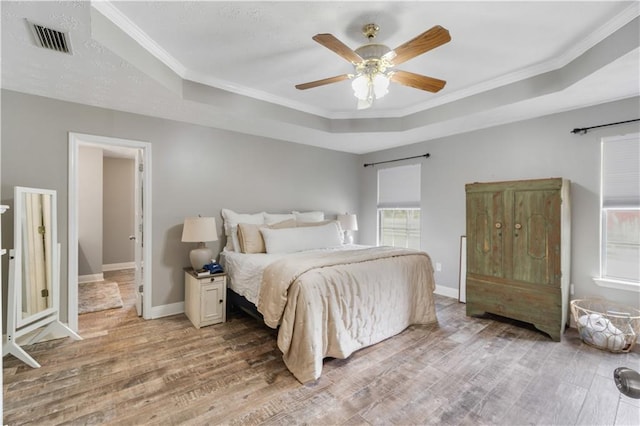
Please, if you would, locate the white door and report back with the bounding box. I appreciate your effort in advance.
[69,132,153,329]
[134,149,144,317]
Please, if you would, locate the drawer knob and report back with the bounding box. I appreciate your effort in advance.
[495,222,502,229]
[219,299,223,304]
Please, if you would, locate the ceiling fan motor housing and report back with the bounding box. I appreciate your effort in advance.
[354,44,393,75]
[355,44,392,60]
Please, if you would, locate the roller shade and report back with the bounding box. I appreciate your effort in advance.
[377,164,421,208]
[602,134,640,208]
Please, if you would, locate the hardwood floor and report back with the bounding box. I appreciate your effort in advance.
[4,270,639,425]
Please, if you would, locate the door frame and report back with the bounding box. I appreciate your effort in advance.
[68,132,153,329]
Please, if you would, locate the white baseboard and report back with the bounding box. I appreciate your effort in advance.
[150,302,184,319]
[103,262,135,271]
[434,284,459,300]
[78,273,104,284]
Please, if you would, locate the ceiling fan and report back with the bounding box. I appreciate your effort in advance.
[296,23,451,110]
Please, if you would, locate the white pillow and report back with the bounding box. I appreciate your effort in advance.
[237,219,297,253]
[221,209,265,252]
[264,212,295,224]
[292,210,324,222]
[261,221,343,254]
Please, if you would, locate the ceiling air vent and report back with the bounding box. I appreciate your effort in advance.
[27,20,72,54]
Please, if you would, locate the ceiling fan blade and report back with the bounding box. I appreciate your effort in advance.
[391,70,446,93]
[312,33,363,64]
[385,25,451,66]
[295,74,351,90]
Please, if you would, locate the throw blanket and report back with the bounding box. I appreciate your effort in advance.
[257,246,437,383]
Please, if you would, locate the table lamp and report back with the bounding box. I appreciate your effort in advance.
[182,216,218,270]
[337,213,358,244]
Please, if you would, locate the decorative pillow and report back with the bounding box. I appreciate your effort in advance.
[264,212,295,224]
[237,219,296,253]
[221,209,265,252]
[261,221,343,254]
[292,210,324,222]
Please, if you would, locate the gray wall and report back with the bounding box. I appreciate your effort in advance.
[1,90,360,321]
[2,89,638,324]
[103,156,135,266]
[78,145,103,277]
[360,96,640,308]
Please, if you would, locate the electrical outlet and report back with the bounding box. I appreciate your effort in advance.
[436,262,442,272]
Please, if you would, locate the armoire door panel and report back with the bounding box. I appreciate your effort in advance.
[466,191,504,278]
[512,189,561,286]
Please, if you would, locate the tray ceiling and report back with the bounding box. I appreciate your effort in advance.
[2,1,639,153]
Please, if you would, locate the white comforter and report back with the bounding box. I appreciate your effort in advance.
[257,246,437,383]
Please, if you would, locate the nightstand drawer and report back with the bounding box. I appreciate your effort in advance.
[197,275,224,285]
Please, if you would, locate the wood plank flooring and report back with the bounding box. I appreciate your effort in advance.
[4,270,639,425]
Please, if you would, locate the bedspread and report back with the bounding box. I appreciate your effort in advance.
[257,246,437,383]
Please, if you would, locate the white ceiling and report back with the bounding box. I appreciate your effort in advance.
[2,1,639,154]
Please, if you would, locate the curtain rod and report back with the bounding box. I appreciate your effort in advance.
[363,153,430,168]
[570,118,640,135]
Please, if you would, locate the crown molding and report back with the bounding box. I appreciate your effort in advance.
[90,0,187,77]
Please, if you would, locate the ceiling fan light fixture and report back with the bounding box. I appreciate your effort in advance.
[357,98,373,110]
[372,73,390,98]
[351,74,370,100]
[351,72,389,103]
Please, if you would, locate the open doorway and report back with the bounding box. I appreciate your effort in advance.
[68,133,152,331]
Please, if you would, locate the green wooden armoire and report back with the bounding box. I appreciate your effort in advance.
[465,178,571,341]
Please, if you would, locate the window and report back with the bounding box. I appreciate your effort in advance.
[597,133,640,288]
[377,164,421,249]
[378,208,421,249]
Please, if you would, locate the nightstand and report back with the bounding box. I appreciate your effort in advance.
[184,268,227,328]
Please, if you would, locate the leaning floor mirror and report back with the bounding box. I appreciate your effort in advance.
[3,186,81,368]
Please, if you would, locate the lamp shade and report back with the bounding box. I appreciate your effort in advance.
[181,217,218,242]
[337,213,358,231]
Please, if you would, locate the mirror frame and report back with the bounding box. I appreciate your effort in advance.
[13,186,58,328]
[3,186,80,369]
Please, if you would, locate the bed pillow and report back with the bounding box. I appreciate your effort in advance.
[264,212,295,224]
[292,210,324,222]
[237,219,296,253]
[296,220,333,227]
[261,221,343,254]
[221,209,265,251]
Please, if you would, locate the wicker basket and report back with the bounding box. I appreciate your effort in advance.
[571,299,640,353]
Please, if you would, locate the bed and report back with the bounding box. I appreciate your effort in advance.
[219,209,437,383]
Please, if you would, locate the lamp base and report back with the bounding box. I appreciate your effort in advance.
[190,244,213,271]
[344,231,354,245]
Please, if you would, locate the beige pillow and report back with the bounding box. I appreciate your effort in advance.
[237,219,296,253]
